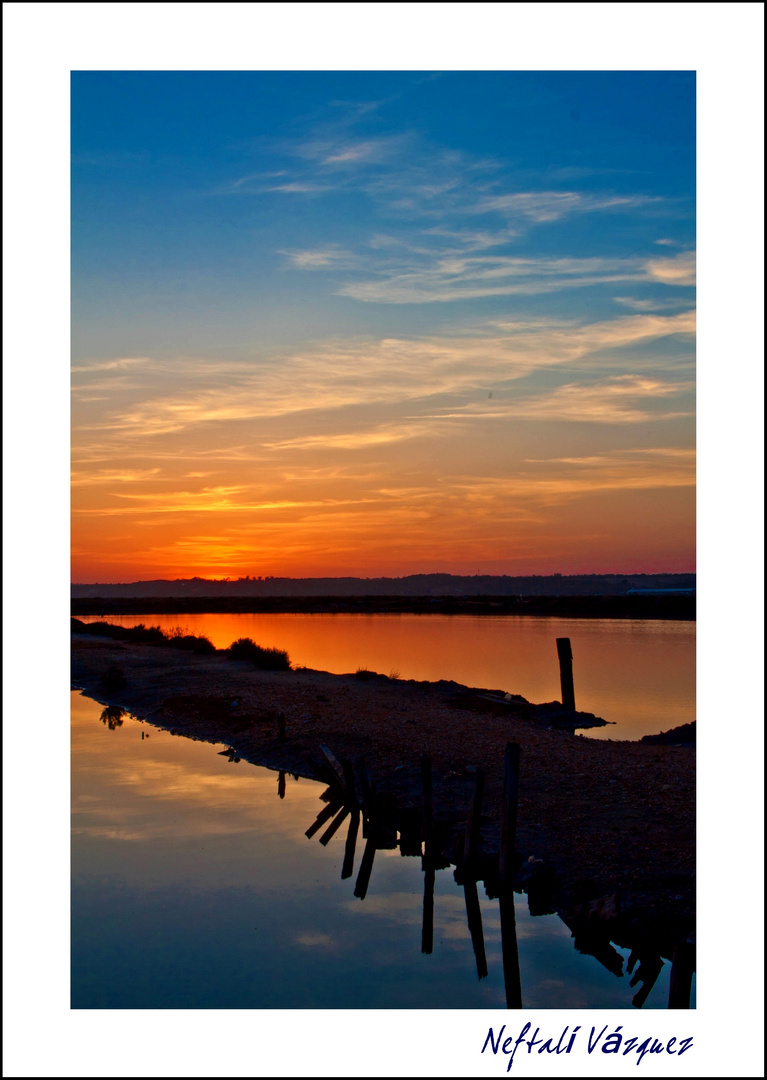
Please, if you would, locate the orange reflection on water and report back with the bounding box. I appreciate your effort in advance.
[76,614,694,741]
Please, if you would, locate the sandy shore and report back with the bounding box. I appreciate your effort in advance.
[72,632,694,958]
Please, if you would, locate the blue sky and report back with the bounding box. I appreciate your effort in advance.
[71,71,696,579]
[72,71,695,357]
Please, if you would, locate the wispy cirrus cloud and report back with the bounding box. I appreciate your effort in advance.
[427,375,693,425]
[470,191,659,223]
[644,250,696,286]
[287,238,697,304]
[74,310,694,438]
[74,310,693,437]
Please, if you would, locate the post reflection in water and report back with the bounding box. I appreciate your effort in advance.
[71,691,693,1009]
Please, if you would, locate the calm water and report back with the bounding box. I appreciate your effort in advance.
[77,613,695,740]
[72,690,692,1009]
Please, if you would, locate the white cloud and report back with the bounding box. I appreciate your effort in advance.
[74,310,695,437]
[644,250,696,286]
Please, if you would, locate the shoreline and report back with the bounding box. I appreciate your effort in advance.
[71,593,695,620]
[72,631,695,976]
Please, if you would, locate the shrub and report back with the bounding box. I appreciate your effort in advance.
[100,705,126,729]
[227,637,291,670]
[167,633,216,655]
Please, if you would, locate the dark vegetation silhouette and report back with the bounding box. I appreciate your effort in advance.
[99,704,126,729]
[227,637,291,670]
[72,617,214,654]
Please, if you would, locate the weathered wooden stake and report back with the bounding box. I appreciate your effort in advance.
[305,798,343,839]
[341,758,359,809]
[668,940,695,1009]
[499,889,523,1008]
[556,637,576,711]
[421,754,435,851]
[319,805,349,846]
[354,835,377,899]
[462,769,486,865]
[421,863,435,954]
[499,742,521,885]
[463,878,489,979]
[341,811,360,879]
[277,770,286,799]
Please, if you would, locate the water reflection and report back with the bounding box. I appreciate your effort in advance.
[72,691,694,1009]
[77,612,695,740]
[294,739,692,1010]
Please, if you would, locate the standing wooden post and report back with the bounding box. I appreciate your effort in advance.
[499,741,522,1008]
[341,758,358,809]
[278,770,286,799]
[499,889,523,1008]
[354,835,377,899]
[462,769,486,865]
[463,878,489,979]
[499,743,521,885]
[421,864,435,955]
[556,637,576,711]
[420,754,436,955]
[341,811,360,880]
[668,940,695,1008]
[420,755,435,851]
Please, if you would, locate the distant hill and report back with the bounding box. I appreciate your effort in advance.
[72,572,695,599]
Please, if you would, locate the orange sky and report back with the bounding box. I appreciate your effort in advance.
[71,73,695,582]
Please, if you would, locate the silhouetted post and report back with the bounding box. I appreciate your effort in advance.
[668,941,695,1009]
[305,798,343,839]
[499,743,521,885]
[556,637,576,711]
[278,771,286,799]
[499,741,522,1008]
[421,862,435,954]
[354,835,377,899]
[463,769,485,865]
[500,891,523,1008]
[420,755,435,851]
[464,878,489,979]
[341,811,360,879]
[420,754,436,954]
[319,806,349,846]
[341,758,358,809]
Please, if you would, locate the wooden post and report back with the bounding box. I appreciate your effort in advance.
[354,835,377,899]
[319,805,349,847]
[463,878,489,979]
[421,755,435,851]
[499,743,521,885]
[341,811,360,879]
[556,637,575,711]
[278,770,286,799]
[420,754,436,955]
[462,769,485,865]
[499,741,522,1007]
[421,863,435,954]
[305,798,343,839]
[668,940,695,1008]
[341,758,358,809]
[499,888,523,1008]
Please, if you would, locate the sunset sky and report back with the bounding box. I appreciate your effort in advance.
[71,71,695,582]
